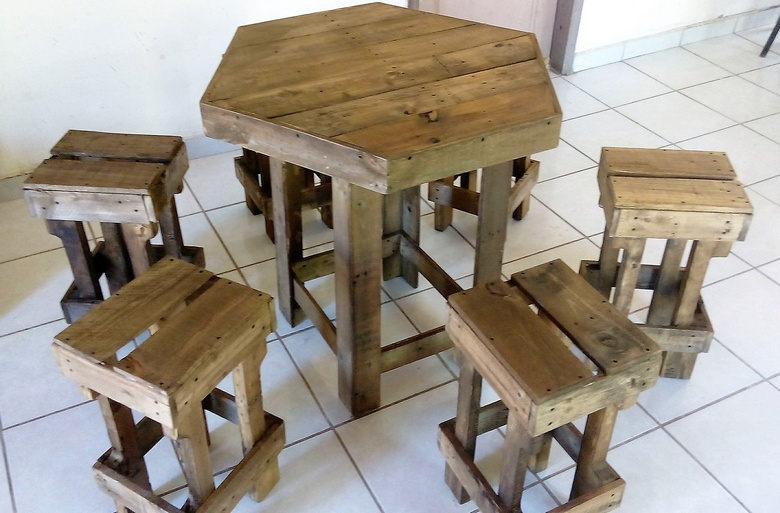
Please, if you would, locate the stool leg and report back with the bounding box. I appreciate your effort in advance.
[613,238,646,314]
[170,406,215,511]
[100,222,134,294]
[402,186,421,287]
[528,433,553,472]
[233,348,280,501]
[661,240,717,379]
[318,174,334,229]
[498,413,533,513]
[445,356,482,503]
[46,220,103,300]
[97,395,151,513]
[433,176,455,231]
[647,239,687,325]
[511,157,533,221]
[475,160,512,285]
[595,235,620,298]
[121,223,156,279]
[570,404,618,500]
[158,196,184,260]
[382,192,403,280]
[271,159,305,326]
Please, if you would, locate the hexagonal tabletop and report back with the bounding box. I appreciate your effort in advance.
[201,2,561,194]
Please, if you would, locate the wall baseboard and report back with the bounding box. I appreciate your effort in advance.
[570,6,780,73]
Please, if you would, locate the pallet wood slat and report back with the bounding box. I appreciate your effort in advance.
[53,257,284,513]
[589,146,753,379]
[440,258,661,512]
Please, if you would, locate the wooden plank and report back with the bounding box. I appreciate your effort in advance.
[332,178,383,415]
[445,357,482,503]
[498,413,533,512]
[46,220,103,300]
[55,258,214,360]
[274,57,545,137]
[608,176,752,214]
[398,235,462,298]
[549,478,624,513]
[118,278,274,416]
[511,260,659,375]
[646,239,686,326]
[612,238,645,314]
[207,23,524,109]
[24,189,156,224]
[337,83,558,160]
[599,147,736,181]
[199,414,285,513]
[26,158,167,194]
[570,406,618,500]
[51,130,183,163]
[271,159,305,325]
[474,160,512,285]
[380,326,452,372]
[439,420,508,513]
[448,284,595,403]
[94,462,183,513]
[170,406,214,509]
[293,277,337,353]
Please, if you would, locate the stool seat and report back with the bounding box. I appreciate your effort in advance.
[582,147,753,379]
[440,260,661,513]
[53,258,284,513]
[25,130,189,225]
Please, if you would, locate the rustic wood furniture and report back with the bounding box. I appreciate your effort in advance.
[580,147,753,379]
[234,148,333,242]
[24,130,204,323]
[440,259,661,513]
[427,156,540,231]
[52,258,284,513]
[201,2,561,415]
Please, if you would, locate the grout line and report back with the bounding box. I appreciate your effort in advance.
[0,413,18,513]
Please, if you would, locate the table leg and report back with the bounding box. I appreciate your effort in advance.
[332,178,383,415]
[474,161,512,285]
[270,159,304,325]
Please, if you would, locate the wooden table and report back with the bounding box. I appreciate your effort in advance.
[201,2,561,415]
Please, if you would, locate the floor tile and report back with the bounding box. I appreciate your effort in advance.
[638,340,762,423]
[626,47,731,89]
[173,182,201,217]
[183,150,245,211]
[4,402,116,513]
[0,249,71,337]
[0,320,87,427]
[179,212,235,274]
[419,212,476,281]
[681,76,780,123]
[544,429,747,513]
[0,437,12,513]
[746,112,780,144]
[730,190,780,266]
[206,202,277,268]
[534,140,596,182]
[549,77,608,120]
[758,258,780,284]
[750,173,780,206]
[741,63,780,96]
[0,198,61,264]
[532,167,604,237]
[230,431,382,513]
[562,62,672,108]
[501,238,601,279]
[560,110,669,161]
[684,33,780,73]
[336,383,512,513]
[666,383,780,513]
[616,92,735,143]
[702,270,780,377]
[678,124,780,185]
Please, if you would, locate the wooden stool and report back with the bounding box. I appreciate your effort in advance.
[24,130,204,323]
[427,156,539,231]
[234,148,333,242]
[580,147,753,379]
[52,258,285,513]
[439,259,661,513]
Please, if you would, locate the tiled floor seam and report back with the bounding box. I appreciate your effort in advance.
[331,429,388,513]
[0,413,18,513]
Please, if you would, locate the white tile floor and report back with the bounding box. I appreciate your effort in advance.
[2,28,780,513]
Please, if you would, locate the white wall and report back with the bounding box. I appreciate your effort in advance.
[577,0,778,52]
[0,0,405,179]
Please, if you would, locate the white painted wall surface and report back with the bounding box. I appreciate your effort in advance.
[0,0,405,179]
[577,0,778,52]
